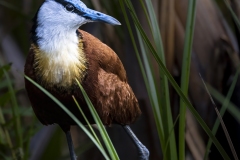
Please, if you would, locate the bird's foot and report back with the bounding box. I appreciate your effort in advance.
[123,125,149,160]
[136,140,149,160]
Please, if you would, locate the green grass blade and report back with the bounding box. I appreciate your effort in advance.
[204,82,240,159]
[0,64,11,79]
[227,103,240,123]
[204,65,240,159]
[136,29,165,149]
[0,108,15,159]
[72,96,103,147]
[76,80,119,160]
[119,1,165,155]
[223,0,240,31]
[200,75,238,160]
[0,124,6,144]
[204,66,240,159]
[163,114,180,157]
[143,1,177,158]
[0,105,5,125]
[0,91,12,106]
[0,80,9,90]
[126,1,177,158]
[24,76,110,160]
[123,1,231,159]
[0,65,17,159]
[207,85,240,123]
[22,117,38,160]
[3,129,15,159]
[3,69,23,157]
[179,1,197,160]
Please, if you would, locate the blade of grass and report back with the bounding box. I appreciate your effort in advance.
[0,107,15,159]
[0,132,5,145]
[136,29,163,131]
[0,80,9,90]
[204,65,240,159]
[72,96,103,147]
[24,75,110,160]
[200,74,238,160]
[0,63,23,158]
[136,29,166,155]
[4,70,23,146]
[127,0,177,157]
[123,1,231,159]
[208,85,240,123]
[141,1,177,158]
[179,1,197,160]
[0,66,16,159]
[0,91,12,106]
[119,1,165,156]
[76,79,119,160]
[223,0,240,31]
[204,64,240,159]
[0,64,11,79]
[163,114,180,157]
[4,127,15,159]
[23,116,38,160]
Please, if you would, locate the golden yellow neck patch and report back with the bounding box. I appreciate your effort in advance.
[32,39,87,88]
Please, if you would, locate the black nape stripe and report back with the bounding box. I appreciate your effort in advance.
[54,0,67,5]
[55,0,91,19]
[31,7,41,45]
[30,0,71,44]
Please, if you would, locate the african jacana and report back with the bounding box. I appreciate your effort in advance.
[24,0,149,159]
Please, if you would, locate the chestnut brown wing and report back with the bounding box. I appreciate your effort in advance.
[80,30,141,125]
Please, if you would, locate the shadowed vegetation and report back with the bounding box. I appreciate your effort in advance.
[0,0,240,159]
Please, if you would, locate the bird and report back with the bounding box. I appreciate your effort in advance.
[24,0,149,159]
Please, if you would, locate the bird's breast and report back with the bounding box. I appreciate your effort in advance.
[32,39,87,89]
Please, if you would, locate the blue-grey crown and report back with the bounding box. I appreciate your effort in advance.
[55,0,121,25]
[31,0,121,44]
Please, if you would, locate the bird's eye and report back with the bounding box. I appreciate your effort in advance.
[65,4,75,12]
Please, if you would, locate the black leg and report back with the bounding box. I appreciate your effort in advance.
[65,130,77,160]
[123,125,149,160]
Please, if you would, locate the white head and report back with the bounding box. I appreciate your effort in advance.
[31,0,121,87]
[32,0,121,44]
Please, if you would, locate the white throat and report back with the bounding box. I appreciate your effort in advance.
[32,0,88,87]
[35,0,86,58]
[36,24,79,56]
[34,21,86,88]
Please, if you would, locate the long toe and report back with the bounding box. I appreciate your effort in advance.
[138,142,149,160]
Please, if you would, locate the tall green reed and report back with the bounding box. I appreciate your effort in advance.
[179,1,196,159]
[120,0,232,159]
